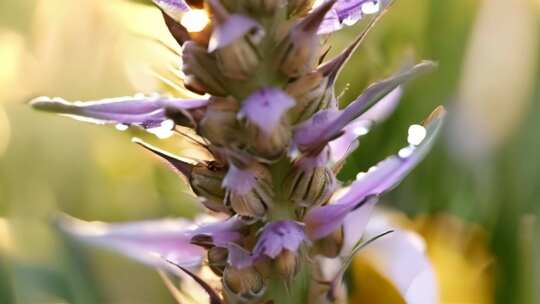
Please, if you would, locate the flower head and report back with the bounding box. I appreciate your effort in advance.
[33,0,445,303]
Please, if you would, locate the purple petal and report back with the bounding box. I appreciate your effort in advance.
[207,1,263,52]
[293,62,435,154]
[56,214,205,268]
[227,243,254,269]
[304,107,445,240]
[31,95,208,131]
[239,88,295,134]
[153,0,190,21]
[358,86,403,123]
[328,87,402,164]
[360,213,438,304]
[318,0,385,34]
[340,197,377,253]
[252,221,305,259]
[305,195,377,240]
[222,164,257,195]
[191,216,244,247]
[328,119,372,164]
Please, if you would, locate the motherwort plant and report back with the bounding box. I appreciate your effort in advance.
[32,0,445,303]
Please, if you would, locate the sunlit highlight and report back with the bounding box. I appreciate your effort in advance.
[180,9,210,33]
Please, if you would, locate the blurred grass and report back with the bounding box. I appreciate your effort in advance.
[0,0,539,303]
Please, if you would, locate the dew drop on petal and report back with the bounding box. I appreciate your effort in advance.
[361,1,380,14]
[180,9,210,33]
[115,124,129,131]
[407,124,427,146]
[398,146,415,158]
[367,166,377,173]
[148,119,175,139]
[356,172,366,180]
[353,125,370,136]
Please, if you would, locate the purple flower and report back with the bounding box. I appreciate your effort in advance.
[30,95,208,134]
[238,88,295,134]
[318,0,388,34]
[33,1,445,302]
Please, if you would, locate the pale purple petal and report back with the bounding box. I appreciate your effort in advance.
[292,109,341,154]
[328,119,372,164]
[318,0,384,34]
[328,87,403,164]
[227,243,254,269]
[304,195,377,240]
[208,14,263,52]
[57,214,205,268]
[304,108,445,240]
[358,86,403,123]
[222,164,257,195]
[360,213,438,304]
[252,221,305,259]
[153,0,190,20]
[239,88,295,134]
[292,62,435,154]
[340,197,377,254]
[31,95,208,130]
[191,216,244,247]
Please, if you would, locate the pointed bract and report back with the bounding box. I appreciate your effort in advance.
[293,61,436,154]
[305,107,445,240]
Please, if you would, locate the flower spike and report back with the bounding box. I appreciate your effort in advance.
[34,0,443,301]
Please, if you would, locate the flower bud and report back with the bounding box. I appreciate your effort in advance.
[247,0,286,14]
[190,162,228,212]
[216,37,261,80]
[286,71,333,124]
[208,246,229,276]
[223,266,266,301]
[313,226,343,258]
[275,0,335,77]
[208,0,263,80]
[199,97,242,146]
[246,122,291,160]
[182,41,228,96]
[226,179,273,219]
[284,164,335,208]
[275,250,300,280]
[224,164,273,219]
[288,0,315,16]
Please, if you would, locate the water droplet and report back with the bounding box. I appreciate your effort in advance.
[398,146,415,158]
[353,125,369,136]
[148,119,175,139]
[115,124,129,131]
[361,1,380,15]
[356,172,366,180]
[407,124,426,146]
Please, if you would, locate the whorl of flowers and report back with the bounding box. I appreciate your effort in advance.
[31,0,445,303]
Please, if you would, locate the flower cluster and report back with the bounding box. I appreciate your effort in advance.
[32,0,445,303]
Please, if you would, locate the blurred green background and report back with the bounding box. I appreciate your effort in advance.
[0,0,539,303]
